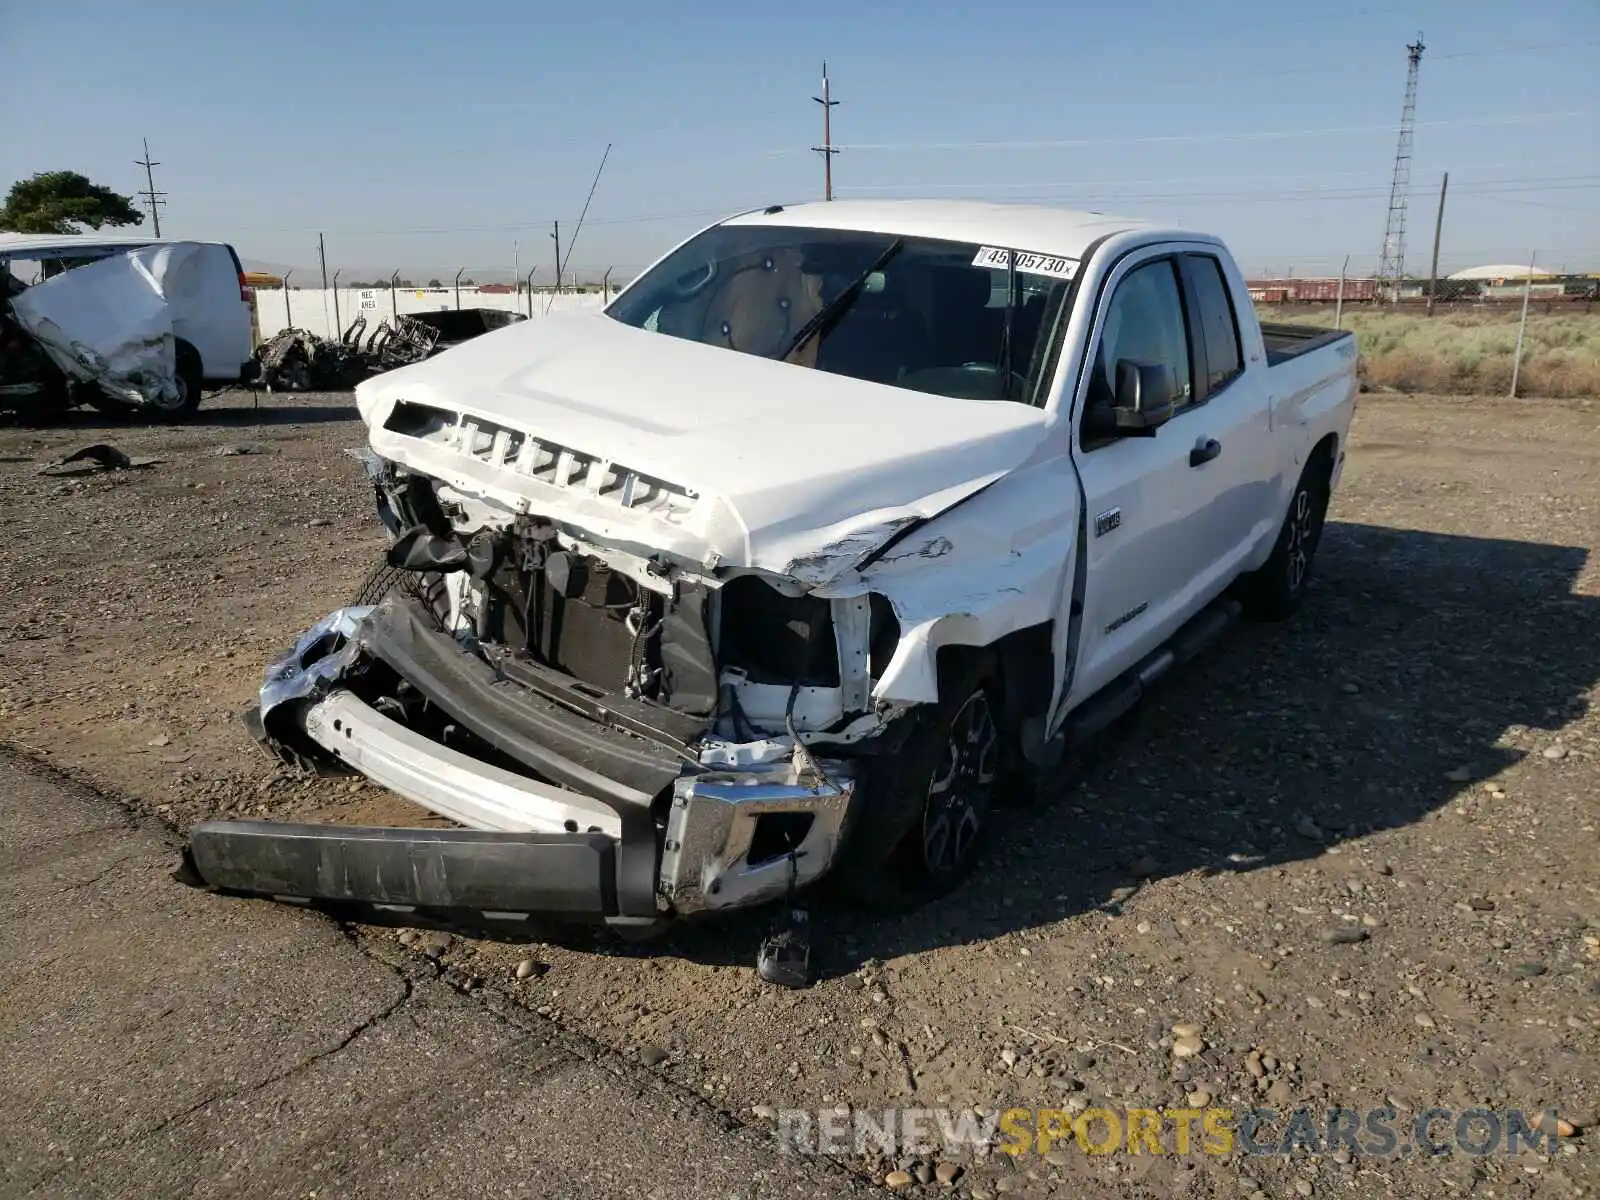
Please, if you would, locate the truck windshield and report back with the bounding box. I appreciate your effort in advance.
[606,224,1073,405]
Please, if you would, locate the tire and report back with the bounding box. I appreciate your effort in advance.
[152,341,205,420]
[85,341,204,421]
[351,559,450,626]
[828,664,1002,911]
[1242,458,1331,621]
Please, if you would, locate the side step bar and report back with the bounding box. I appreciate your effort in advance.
[1061,597,1241,748]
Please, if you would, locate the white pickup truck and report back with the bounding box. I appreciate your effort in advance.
[186,200,1355,949]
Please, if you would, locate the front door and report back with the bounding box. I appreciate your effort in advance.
[1058,251,1232,712]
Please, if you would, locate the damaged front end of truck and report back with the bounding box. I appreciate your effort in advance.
[196,442,907,931]
[181,374,1044,939]
[182,220,1075,953]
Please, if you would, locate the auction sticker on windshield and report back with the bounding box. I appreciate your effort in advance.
[971,246,1078,280]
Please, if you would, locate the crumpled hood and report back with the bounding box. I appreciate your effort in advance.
[355,310,1047,584]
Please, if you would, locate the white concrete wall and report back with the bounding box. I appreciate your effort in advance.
[251,287,610,342]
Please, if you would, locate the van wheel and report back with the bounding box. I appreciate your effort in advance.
[829,666,1000,911]
[1242,460,1330,620]
[149,341,205,421]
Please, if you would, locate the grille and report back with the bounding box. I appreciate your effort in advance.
[384,401,698,523]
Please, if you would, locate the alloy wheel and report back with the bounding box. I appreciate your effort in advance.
[921,690,999,876]
[1285,486,1316,592]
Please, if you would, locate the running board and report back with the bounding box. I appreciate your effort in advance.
[1061,597,1241,749]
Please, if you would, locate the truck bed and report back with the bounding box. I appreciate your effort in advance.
[1260,321,1352,368]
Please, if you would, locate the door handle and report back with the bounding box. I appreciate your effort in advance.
[1190,438,1222,467]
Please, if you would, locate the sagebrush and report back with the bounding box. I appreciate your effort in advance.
[1255,306,1600,398]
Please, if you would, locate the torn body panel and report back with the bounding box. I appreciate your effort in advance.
[8,245,192,407]
[850,456,1081,709]
[239,594,862,923]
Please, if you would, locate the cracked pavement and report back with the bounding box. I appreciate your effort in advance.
[0,750,873,1199]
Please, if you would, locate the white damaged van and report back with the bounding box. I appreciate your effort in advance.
[0,233,255,417]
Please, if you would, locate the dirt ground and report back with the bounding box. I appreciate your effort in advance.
[2,391,1597,1199]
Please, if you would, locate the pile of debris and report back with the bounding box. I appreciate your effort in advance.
[256,309,525,392]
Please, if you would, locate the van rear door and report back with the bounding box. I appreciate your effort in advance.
[166,243,254,381]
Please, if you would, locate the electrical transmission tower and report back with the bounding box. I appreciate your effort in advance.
[134,137,166,237]
[812,63,839,201]
[1377,36,1424,300]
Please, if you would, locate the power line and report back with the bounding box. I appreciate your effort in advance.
[1434,40,1599,60]
[221,176,1597,243]
[134,137,166,237]
[831,176,1600,207]
[779,110,1588,155]
[1186,38,1600,83]
[835,170,1595,197]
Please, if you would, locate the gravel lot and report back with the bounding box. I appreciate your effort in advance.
[2,391,1596,1199]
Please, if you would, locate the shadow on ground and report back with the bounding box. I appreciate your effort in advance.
[631,520,1599,976]
[0,391,358,432]
[195,521,1600,979]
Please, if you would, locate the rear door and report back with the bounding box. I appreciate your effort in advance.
[166,244,253,380]
[176,241,251,377]
[1175,251,1280,584]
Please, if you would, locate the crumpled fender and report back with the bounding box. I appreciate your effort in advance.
[817,458,1082,704]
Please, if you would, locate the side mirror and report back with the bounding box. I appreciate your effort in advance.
[1110,359,1176,435]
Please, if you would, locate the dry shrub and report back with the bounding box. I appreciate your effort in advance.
[1518,354,1600,399]
[1257,306,1600,398]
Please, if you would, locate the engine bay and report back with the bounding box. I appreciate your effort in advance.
[362,454,904,757]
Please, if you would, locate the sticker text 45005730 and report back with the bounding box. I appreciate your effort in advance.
[970,246,1078,280]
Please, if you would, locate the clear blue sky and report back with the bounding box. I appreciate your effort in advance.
[3,0,1595,281]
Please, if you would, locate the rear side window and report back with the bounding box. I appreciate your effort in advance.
[1185,255,1243,394]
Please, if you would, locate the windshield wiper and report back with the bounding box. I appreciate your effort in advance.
[781,238,905,363]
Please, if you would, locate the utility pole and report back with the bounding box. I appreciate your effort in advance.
[1335,254,1349,330]
[134,138,166,236]
[1510,249,1536,398]
[317,234,329,337]
[551,221,561,294]
[1425,171,1449,316]
[811,62,840,201]
[1377,35,1425,302]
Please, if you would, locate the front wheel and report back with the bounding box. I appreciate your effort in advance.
[1241,462,1330,621]
[828,671,1001,911]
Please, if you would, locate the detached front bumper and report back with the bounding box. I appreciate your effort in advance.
[184,599,856,925]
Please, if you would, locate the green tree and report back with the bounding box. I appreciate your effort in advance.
[0,171,145,234]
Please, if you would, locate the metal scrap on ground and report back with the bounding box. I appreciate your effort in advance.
[38,443,161,474]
